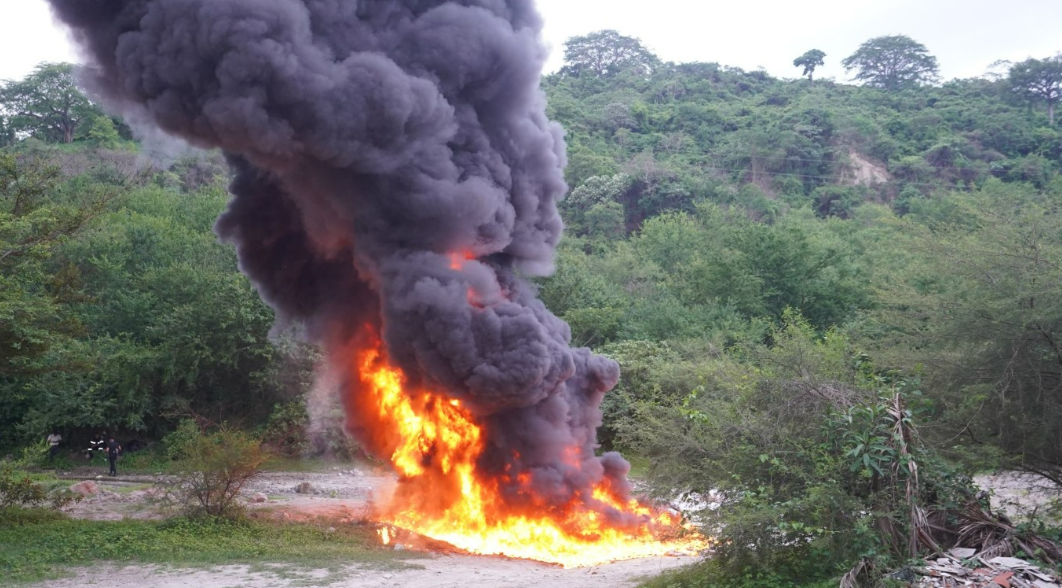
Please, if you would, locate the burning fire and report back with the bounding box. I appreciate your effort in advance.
[351,338,707,568]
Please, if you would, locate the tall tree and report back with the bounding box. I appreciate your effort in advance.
[1,153,77,378]
[0,63,98,143]
[841,35,940,90]
[1008,55,1062,125]
[793,49,826,84]
[561,30,659,78]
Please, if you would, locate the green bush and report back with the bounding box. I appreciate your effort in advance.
[166,424,267,519]
[627,313,982,585]
[261,399,310,458]
[0,466,81,512]
[162,419,202,461]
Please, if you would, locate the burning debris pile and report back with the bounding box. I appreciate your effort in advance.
[47,0,705,566]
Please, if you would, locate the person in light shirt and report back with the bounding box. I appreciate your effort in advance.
[46,431,61,462]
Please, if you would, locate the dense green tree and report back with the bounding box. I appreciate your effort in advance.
[0,158,313,443]
[0,152,99,377]
[841,35,940,90]
[873,181,1062,482]
[0,63,99,144]
[560,30,659,78]
[1008,54,1062,124]
[793,49,826,83]
[562,173,633,236]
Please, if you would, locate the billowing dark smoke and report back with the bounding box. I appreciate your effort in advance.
[49,0,629,515]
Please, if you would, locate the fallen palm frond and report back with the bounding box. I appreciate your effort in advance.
[839,558,870,588]
[949,499,1062,566]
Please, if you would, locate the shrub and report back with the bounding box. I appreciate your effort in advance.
[162,419,202,461]
[625,312,1029,585]
[167,425,267,518]
[261,399,310,457]
[0,466,81,512]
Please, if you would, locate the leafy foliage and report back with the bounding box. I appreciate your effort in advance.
[794,49,826,82]
[841,35,940,90]
[561,30,660,78]
[0,63,106,144]
[1008,54,1062,124]
[873,181,1062,482]
[1,443,81,513]
[165,421,267,519]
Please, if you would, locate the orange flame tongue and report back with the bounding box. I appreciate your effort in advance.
[352,340,707,567]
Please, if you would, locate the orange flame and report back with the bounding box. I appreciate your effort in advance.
[351,340,707,568]
[449,250,475,270]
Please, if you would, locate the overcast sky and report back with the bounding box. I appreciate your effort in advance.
[2,0,1060,84]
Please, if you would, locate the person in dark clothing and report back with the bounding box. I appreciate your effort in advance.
[86,433,105,461]
[106,437,121,477]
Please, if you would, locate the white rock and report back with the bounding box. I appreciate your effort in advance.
[989,556,1032,569]
[949,548,976,559]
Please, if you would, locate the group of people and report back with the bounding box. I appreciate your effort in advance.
[46,431,123,476]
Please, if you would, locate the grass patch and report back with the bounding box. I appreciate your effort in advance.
[261,456,343,473]
[639,559,839,588]
[111,483,154,494]
[627,455,651,479]
[0,512,419,584]
[116,449,174,474]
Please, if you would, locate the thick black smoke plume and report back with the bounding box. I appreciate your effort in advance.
[49,0,630,513]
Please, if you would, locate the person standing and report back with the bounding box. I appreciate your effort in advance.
[106,437,122,477]
[46,431,62,462]
[86,432,105,461]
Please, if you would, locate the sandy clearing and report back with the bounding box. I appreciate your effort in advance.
[29,554,696,588]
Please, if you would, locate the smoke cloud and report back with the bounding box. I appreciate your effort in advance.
[49,0,628,516]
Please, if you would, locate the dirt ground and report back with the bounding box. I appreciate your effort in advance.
[31,554,695,588]
[58,466,391,521]
[35,467,698,588]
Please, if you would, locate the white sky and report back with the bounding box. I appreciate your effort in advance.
[2,0,1060,83]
